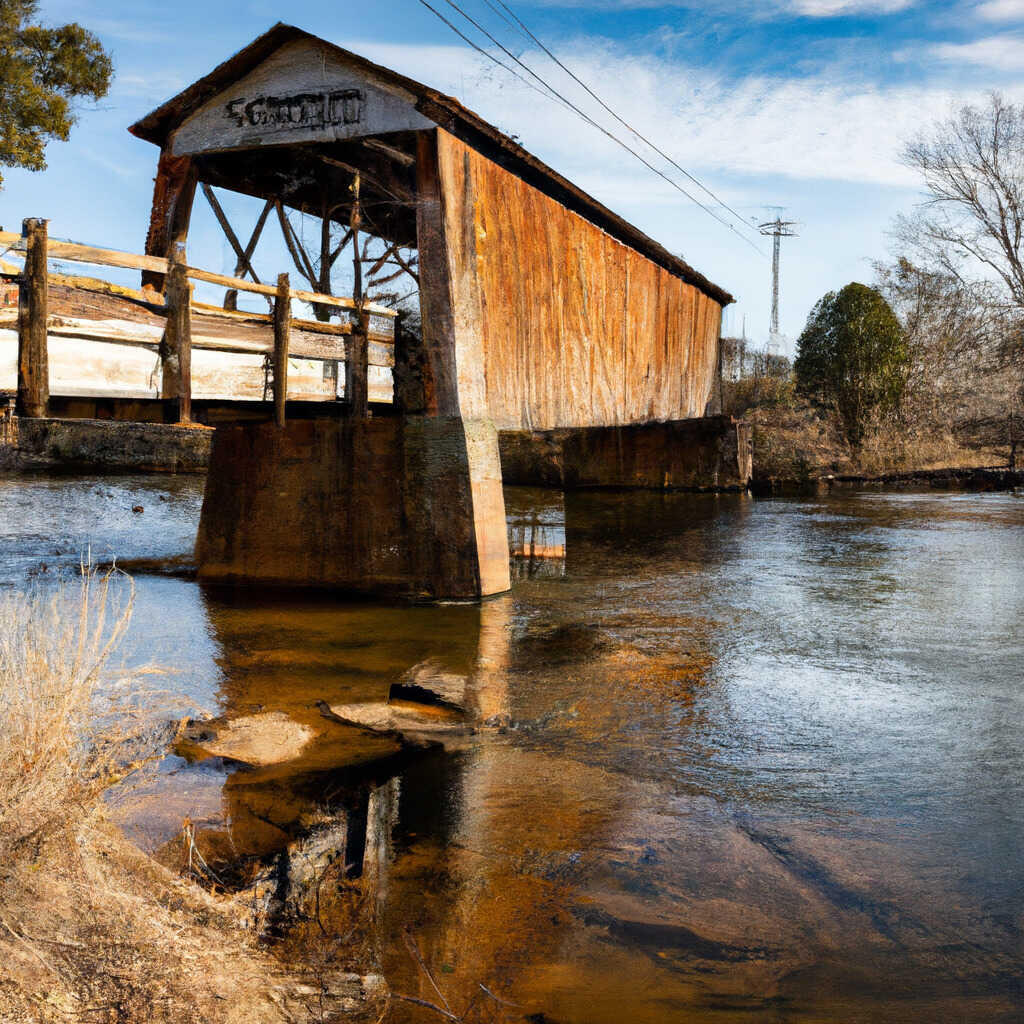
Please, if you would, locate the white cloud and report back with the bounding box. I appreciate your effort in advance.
[785,0,913,12]
[527,0,915,16]
[975,0,1024,20]
[929,35,1024,70]
[352,34,1009,339]
[353,37,966,189]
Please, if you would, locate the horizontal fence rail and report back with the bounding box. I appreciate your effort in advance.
[0,228,398,318]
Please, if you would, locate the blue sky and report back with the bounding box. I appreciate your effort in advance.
[3,0,1024,351]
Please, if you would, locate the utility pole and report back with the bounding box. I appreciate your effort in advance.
[758,213,798,355]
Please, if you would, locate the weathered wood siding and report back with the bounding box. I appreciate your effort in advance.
[436,130,723,430]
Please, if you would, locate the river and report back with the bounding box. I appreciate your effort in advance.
[1,472,1022,1022]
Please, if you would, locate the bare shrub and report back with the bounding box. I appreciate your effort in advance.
[723,374,796,418]
[0,570,137,859]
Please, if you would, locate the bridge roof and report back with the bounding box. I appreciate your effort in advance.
[130,23,733,307]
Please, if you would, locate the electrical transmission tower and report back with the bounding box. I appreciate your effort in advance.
[758,213,798,354]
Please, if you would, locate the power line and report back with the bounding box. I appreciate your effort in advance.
[431,0,762,253]
[485,0,756,236]
[417,0,766,257]
[416,0,580,111]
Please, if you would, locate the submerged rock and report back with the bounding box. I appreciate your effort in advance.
[323,699,470,748]
[180,712,315,767]
[266,972,388,1020]
[392,657,468,712]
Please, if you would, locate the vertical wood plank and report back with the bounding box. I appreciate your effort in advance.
[346,171,369,418]
[414,129,460,417]
[393,310,424,413]
[273,272,290,427]
[435,133,725,429]
[162,256,193,423]
[17,218,49,418]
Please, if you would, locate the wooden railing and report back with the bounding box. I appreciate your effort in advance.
[0,228,397,317]
[1,218,397,424]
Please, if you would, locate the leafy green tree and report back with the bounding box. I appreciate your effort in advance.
[795,282,908,445]
[0,0,112,187]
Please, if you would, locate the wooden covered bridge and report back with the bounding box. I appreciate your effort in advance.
[6,23,750,599]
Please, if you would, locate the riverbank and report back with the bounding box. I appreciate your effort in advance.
[726,376,1017,494]
[754,464,1024,495]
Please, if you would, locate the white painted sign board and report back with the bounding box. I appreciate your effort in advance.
[171,38,434,156]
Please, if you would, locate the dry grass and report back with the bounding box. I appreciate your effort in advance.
[0,571,380,1024]
[0,571,138,862]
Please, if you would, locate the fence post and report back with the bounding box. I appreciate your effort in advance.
[16,218,48,418]
[346,311,369,417]
[273,273,290,427]
[162,253,193,423]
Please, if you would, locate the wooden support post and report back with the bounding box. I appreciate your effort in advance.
[273,273,290,427]
[312,188,333,323]
[346,316,369,417]
[350,172,363,304]
[414,131,459,416]
[17,218,49,418]
[162,256,193,423]
[142,150,197,293]
[393,309,425,415]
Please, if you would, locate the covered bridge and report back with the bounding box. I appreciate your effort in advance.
[130,23,746,598]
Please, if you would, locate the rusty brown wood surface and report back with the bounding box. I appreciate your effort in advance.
[414,130,461,417]
[162,258,192,421]
[436,130,723,431]
[143,150,197,291]
[17,218,49,418]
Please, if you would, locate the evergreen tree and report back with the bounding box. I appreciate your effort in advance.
[795,282,908,444]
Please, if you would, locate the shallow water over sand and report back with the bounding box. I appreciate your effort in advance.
[2,473,1022,1021]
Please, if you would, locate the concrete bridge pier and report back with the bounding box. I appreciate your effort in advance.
[193,414,510,599]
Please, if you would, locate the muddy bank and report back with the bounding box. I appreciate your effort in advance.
[724,377,1017,495]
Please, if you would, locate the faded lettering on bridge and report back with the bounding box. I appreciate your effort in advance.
[224,90,365,133]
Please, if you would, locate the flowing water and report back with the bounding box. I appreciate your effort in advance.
[2,472,1023,1022]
